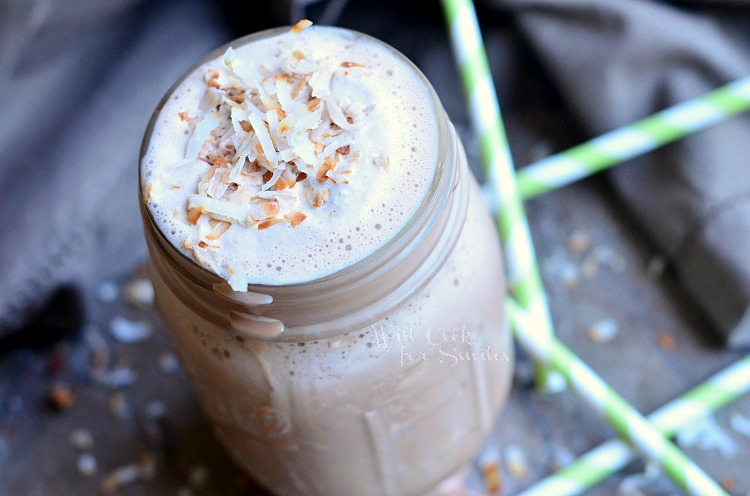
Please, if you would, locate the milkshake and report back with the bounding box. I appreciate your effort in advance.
[140,22,511,496]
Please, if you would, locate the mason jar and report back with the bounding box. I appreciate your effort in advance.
[140,27,512,496]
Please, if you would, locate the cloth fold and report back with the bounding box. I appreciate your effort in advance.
[496,0,750,347]
[0,0,228,332]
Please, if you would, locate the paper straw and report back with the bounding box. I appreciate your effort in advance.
[516,77,750,199]
[442,1,732,493]
[507,299,729,496]
[518,354,750,496]
[442,0,564,392]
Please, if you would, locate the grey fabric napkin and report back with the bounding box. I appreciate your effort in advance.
[0,0,227,332]
[494,0,750,347]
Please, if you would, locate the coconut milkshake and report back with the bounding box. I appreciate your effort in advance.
[140,22,512,496]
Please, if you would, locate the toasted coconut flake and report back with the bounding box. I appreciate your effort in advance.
[284,211,307,227]
[223,47,238,71]
[245,102,278,168]
[206,70,220,88]
[275,177,290,190]
[187,207,203,225]
[307,98,322,112]
[322,136,350,157]
[312,188,329,208]
[262,168,284,191]
[228,155,247,181]
[257,189,298,210]
[227,269,249,291]
[188,195,252,225]
[185,110,220,160]
[249,201,279,221]
[258,218,288,230]
[308,58,335,98]
[326,169,349,184]
[171,22,384,289]
[275,77,295,112]
[206,221,231,240]
[317,156,336,182]
[192,243,221,273]
[326,95,353,129]
[291,77,308,99]
[290,19,313,34]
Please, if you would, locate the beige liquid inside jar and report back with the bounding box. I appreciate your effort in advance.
[140,26,512,496]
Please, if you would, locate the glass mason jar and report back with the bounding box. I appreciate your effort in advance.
[140,28,512,496]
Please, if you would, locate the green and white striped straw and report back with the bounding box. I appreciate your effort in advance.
[518,354,750,496]
[507,299,729,496]
[517,77,750,199]
[442,0,564,392]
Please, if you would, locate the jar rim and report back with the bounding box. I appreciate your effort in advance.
[139,25,453,299]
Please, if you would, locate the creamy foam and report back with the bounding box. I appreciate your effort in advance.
[142,26,439,286]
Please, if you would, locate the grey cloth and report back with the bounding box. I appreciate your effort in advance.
[0,0,228,332]
[496,0,750,347]
[1,0,749,348]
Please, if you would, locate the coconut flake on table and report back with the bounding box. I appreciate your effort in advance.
[158,352,180,374]
[109,316,152,343]
[77,453,98,477]
[95,280,119,303]
[587,318,619,344]
[676,414,737,459]
[504,444,529,480]
[92,366,138,388]
[100,454,156,494]
[729,412,750,437]
[122,278,154,307]
[69,429,94,451]
[478,446,502,495]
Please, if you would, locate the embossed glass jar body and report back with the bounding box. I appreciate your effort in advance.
[140,28,512,496]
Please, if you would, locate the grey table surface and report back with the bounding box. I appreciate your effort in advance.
[1,129,749,495]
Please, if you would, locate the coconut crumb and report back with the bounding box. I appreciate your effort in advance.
[656,330,677,352]
[504,444,528,480]
[374,155,390,170]
[479,447,502,495]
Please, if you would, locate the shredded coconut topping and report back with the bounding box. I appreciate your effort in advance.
[144,24,440,289]
[173,21,371,283]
